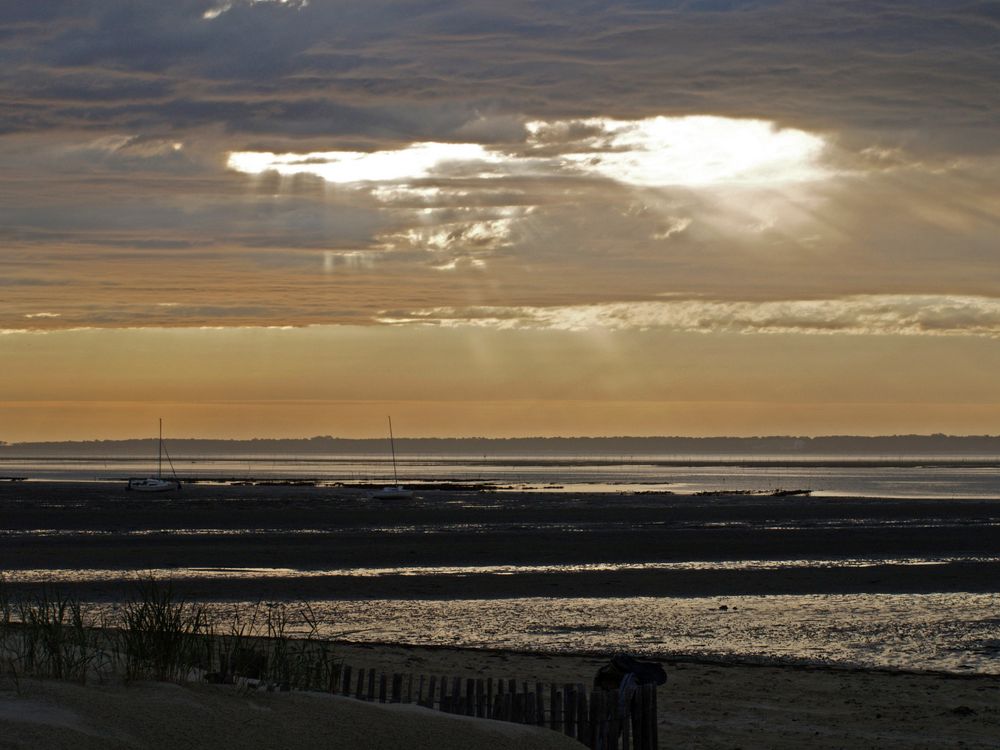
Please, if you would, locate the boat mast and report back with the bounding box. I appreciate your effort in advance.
[388,416,399,486]
[158,418,163,479]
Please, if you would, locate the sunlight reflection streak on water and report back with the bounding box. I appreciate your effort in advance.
[82,593,1000,674]
[6,556,1000,583]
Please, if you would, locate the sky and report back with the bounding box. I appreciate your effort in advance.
[1,1,999,441]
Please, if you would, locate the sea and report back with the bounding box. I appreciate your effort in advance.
[3,453,1000,675]
[4,453,1000,499]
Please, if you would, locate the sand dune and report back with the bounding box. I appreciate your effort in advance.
[0,678,583,750]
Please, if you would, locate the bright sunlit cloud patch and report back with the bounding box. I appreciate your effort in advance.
[227,115,830,190]
[527,116,830,187]
[227,143,496,184]
[203,0,308,20]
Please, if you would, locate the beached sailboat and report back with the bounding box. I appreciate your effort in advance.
[127,418,181,492]
[372,416,413,500]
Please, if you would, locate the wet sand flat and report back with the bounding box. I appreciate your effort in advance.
[3,481,1000,601]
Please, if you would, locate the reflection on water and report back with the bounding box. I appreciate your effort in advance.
[4,455,1000,498]
[7,556,1000,583]
[15,564,1000,673]
[93,593,1000,675]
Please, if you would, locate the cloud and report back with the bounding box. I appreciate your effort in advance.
[228,115,831,188]
[228,142,499,184]
[0,1,998,336]
[1,2,996,151]
[526,116,829,187]
[378,295,1000,338]
[203,0,308,21]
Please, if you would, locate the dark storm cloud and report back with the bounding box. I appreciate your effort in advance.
[1,1,996,150]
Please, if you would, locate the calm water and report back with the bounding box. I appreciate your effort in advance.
[84,592,1000,675]
[4,454,1000,498]
[309,593,1000,674]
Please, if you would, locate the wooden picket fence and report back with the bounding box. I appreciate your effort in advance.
[327,663,659,750]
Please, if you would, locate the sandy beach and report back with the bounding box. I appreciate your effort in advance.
[1,645,997,750]
[0,677,582,750]
[3,480,1000,747]
[329,640,1000,750]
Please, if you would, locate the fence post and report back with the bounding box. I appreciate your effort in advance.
[621,687,633,750]
[608,689,620,750]
[634,686,644,750]
[589,689,602,750]
[564,684,576,737]
[641,684,654,750]
[649,684,658,750]
[579,686,591,746]
[355,668,364,700]
[379,673,387,703]
[476,678,486,718]
[341,665,352,697]
[536,682,545,726]
[440,675,451,713]
[391,673,402,703]
[493,678,503,719]
[552,686,562,731]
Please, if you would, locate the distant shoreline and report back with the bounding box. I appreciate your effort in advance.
[4,433,1000,458]
[5,456,1000,469]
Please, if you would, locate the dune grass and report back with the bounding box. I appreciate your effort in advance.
[0,577,340,690]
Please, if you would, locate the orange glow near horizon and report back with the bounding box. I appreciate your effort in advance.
[2,325,999,442]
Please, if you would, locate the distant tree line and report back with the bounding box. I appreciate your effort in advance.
[1,434,999,456]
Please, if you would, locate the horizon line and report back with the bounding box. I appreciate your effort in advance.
[4,433,1000,446]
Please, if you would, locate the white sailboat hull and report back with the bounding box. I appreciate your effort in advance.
[371,416,413,500]
[127,418,180,492]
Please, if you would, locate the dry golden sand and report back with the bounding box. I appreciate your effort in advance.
[0,678,582,750]
[335,642,1000,750]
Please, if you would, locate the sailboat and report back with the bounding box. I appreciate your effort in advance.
[372,416,413,500]
[127,418,181,492]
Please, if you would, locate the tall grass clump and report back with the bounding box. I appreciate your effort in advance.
[0,576,108,683]
[116,577,208,681]
[212,601,340,692]
[1,576,341,694]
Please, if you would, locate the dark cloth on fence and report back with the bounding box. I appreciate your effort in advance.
[594,653,667,692]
